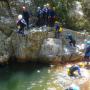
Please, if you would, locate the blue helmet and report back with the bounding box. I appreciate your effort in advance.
[86,41,90,44]
[69,84,80,90]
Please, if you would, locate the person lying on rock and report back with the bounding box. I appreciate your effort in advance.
[67,63,83,77]
[16,14,27,35]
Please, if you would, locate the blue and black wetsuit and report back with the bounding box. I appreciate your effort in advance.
[17,19,26,34]
[22,10,30,29]
[84,45,90,62]
[67,34,76,47]
[48,8,56,27]
[54,23,60,38]
[69,65,81,76]
[42,7,49,25]
[85,45,90,57]
[37,8,43,26]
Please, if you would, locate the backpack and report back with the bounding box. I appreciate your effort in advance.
[59,27,63,32]
[67,68,70,75]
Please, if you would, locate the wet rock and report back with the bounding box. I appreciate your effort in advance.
[0,27,89,63]
[10,27,61,62]
[10,28,49,62]
[40,38,62,57]
[0,31,11,63]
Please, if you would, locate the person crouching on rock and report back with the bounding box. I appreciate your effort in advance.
[66,33,76,47]
[67,63,84,77]
[16,14,26,35]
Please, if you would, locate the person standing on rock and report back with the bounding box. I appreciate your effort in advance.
[36,7,43,26]
[54,21,63,38]
[22,6,30,29]
[16,14,26,35]
[84,45,90,65]
[42,4,49,25]
[48,7,56,27]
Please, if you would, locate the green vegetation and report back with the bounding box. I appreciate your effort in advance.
[0,0,90,31]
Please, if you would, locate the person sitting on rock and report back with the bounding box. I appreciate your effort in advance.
[66,33,76,47]
[16,14,26,35]
[84,45,90,65]
[67,63,83,77]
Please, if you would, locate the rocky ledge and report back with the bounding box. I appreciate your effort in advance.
[0,26,89,63]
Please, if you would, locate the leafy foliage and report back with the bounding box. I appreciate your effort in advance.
[0,0,90,31]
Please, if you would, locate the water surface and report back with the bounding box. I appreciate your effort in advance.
[0,62,62,90]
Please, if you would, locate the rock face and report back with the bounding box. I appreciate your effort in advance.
[10,31,48,62]
[0,31,11,63]
[0,27,89,63]
[40,38,62,57]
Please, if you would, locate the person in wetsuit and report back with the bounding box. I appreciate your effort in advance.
[84,45,90,64]
[68,65,81,76]
[66,33,76,47]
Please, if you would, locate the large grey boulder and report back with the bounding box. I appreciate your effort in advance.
[0,27,87,63]
[40,38,62,57]
[10,32,32,61]
[10,30,49,62]
[7,28,85,62]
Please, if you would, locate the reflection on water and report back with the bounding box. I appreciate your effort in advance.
[0,62,63,90]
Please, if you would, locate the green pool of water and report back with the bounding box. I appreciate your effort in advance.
[0,62,62,90]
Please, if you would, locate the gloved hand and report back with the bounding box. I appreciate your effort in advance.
[17,26,20,29]
[78,75,83,78]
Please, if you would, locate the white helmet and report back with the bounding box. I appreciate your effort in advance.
[46,3,50,7]
[38,7,40,9]
[44,4,46,7]
[37,7,41,10]
[18,14,22,20]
